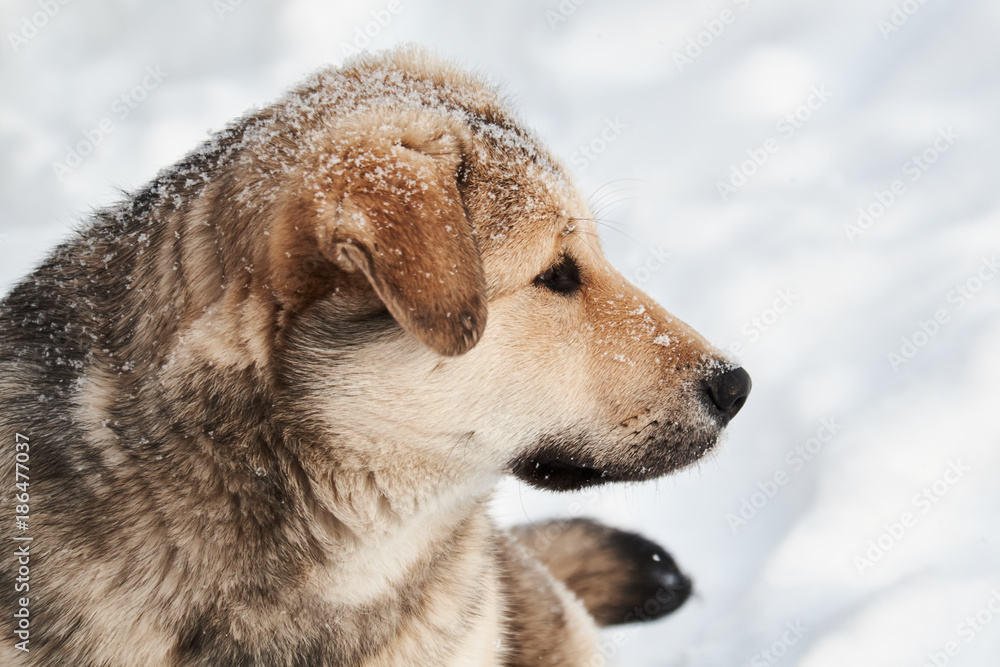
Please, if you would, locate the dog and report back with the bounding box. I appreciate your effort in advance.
[0,47,750,665]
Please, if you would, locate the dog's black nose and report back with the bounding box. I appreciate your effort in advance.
[703,367,751,423]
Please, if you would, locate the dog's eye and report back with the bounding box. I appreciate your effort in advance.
[534,255,582,295]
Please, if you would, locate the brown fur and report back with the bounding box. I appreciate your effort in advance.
[0,47,747,665]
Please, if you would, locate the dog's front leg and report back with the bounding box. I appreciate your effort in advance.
[496,530,604,666]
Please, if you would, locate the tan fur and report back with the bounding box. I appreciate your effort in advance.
[0,47,747,665]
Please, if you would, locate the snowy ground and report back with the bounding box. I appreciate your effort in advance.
[2,1,999,665]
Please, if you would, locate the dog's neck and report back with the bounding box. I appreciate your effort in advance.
[295,444,501,607]
[298,435,500,542]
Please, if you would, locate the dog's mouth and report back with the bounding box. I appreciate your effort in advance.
[510,429,721,492]
[510,454,622,492]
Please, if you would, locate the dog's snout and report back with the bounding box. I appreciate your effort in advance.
[703,367,751,423]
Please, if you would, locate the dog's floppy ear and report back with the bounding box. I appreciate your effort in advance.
[275,112,486,357]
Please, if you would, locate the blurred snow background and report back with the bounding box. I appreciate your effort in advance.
[1,0,998,665]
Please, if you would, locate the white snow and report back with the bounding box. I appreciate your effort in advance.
[654,333,672,347]
[2,1,998,665]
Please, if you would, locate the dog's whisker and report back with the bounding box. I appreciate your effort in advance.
[570,216,644,248]
[576,230,608,258]
[592,198,636,222]
[586,178,646,207]
[589,190,640,218]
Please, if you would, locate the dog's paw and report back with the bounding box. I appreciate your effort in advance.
[511,518,692,627]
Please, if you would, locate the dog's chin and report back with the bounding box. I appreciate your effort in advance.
[510,455,624,492]
[509,434,720,492]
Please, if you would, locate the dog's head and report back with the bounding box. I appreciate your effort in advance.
[268,49,749,497]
